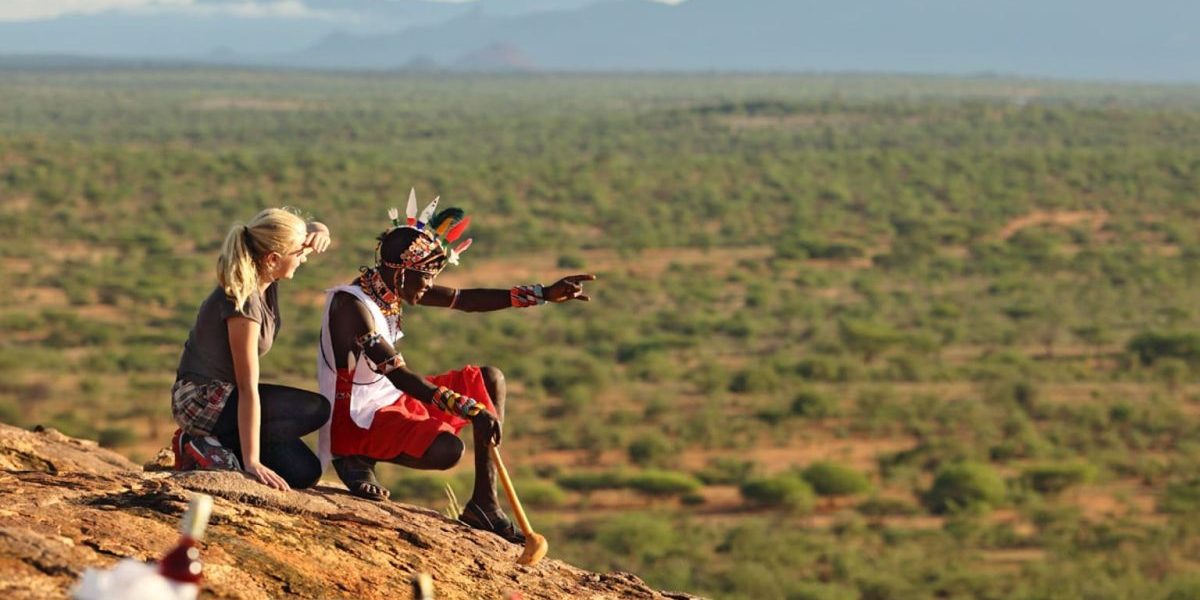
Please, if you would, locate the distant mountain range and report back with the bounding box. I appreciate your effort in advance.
[1,0,1198,81]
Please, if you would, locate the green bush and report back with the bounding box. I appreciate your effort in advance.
[796,355,862,382]
[557,470,627,492]
[1166,573,1200,600]
[595,513,678,563]
[627,435,675,467]
[729,364,782,393]
[626,470,703,497]
[838,318,903,363]
[1127,331,1200,366]
[387,474,451,502]
[0,399,20,426]
[513,479,567,508]
[740,473,815,513]
[802,461,872,497]
[1161,479,1200,514]
[556,253,586,269]
[789,582,858,600]
[97,426,138,449]
[695,457,757,485]
[856,496,921,517]
[924,462,1006,514]
[791,389,838,418]
[1020,462,1096,496]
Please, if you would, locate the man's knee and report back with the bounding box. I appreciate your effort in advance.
[480,365,505,391]
[427,435,465,470]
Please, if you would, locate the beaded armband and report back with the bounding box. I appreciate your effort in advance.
[371,353,406,376]
[356,331,385,350]
[510,284,545,308]
[432,386,483,418]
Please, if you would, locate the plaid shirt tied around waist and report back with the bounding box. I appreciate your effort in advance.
[171,378,234,436]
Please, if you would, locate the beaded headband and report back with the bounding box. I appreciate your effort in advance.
[375,188,473,275]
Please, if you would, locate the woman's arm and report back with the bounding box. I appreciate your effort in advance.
[304,221,332,254]
[228,316,290,491]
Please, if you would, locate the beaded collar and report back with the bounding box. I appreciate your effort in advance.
[357,268,402,318]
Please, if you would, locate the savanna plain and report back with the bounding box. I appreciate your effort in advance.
[3,69,1200,599]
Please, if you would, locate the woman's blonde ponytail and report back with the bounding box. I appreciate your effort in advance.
[216,208,307,311]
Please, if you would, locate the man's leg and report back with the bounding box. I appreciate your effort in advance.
[388,433,464,470]
[469,365,505,510]
[341,433,464,500]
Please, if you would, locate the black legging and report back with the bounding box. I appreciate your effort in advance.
[210,383,329,489]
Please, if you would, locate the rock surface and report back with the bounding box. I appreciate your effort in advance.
[0,423,700,599]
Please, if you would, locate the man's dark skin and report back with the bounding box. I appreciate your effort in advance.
[328,254,594,516]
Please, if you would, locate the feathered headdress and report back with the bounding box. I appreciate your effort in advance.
[377,188,473,274]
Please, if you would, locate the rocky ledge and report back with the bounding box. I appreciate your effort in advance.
[0,423,699,599]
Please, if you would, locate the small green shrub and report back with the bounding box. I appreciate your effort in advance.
[695,457,757,485]
[789,582,858,600]
[388,474,451,502]
[627,435,674,467]
[1166,573,1200,600]
[0,400,19,426]
[556,253,586,269]
[626,470,703,496]
[791,389,838,418]
[729,364,782,393]
[514,479,567,508]
[1127,331,1200,366]
[97,426,138,449]
[740,473,815,513]
[1020,462,1096,496]
[856,496,921,517]
[1161,479,1200,514]
[802,461,872,497]
[796,356,862,382]
[595,513,678,562]
[557,471,627,492]
[924,462,1006,514]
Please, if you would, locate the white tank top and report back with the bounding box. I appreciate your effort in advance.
[315,284,405,470]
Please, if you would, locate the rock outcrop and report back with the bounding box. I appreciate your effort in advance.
[0,423,698,599]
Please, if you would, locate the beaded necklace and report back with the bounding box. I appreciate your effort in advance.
[357,268,403,336]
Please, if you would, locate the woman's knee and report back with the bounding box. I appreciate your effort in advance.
[282,455,323,489]
[288,467,322,490]
[309,395,331,427]
[292,390,330,432]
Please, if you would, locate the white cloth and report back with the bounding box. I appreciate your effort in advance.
[315,285,404,471]
[72,559,197,600]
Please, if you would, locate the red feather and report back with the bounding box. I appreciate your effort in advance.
[447,216,471,242]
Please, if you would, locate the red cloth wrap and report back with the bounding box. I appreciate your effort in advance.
[330,364,495,461]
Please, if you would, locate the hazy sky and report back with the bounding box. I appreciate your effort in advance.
[0,0,686,22]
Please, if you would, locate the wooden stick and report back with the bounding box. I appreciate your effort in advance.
[490,445,534,538]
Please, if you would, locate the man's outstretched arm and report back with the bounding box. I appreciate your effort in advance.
[419,273,596,312]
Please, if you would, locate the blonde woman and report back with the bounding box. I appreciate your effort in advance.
[171,208,331,491]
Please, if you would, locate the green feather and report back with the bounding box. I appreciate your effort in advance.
[429,207,465,232]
